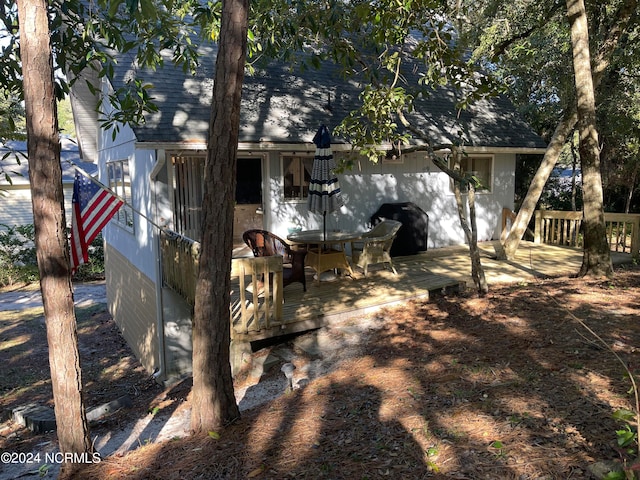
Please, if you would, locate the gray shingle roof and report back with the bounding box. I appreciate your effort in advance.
[110,43,546,150]
[0,138,97,186]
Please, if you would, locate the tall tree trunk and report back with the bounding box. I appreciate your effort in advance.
[567,0,612,277]
[624,164,638,214]
[191,0,247,433]
[398,113,489,294]
[501,111,577,259]
[16,0,91,464]
[570,134,579,211]
[499,0,637,259]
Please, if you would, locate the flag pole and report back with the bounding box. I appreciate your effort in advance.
[67,160,165,232]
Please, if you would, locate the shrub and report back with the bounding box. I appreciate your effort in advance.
[0,224,38,286]
[72,234,106,282]
[0,224,105,287]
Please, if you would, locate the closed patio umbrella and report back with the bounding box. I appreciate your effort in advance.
[308,125,344,241]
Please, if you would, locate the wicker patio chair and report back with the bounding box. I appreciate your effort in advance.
[242,229,307,291]
[351,220,402,277]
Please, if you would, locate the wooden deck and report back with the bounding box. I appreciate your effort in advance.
[232,241,634,342]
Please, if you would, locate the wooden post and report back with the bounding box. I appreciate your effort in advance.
[631,216,640,261]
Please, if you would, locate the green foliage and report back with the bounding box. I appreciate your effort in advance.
[241,0,504,161]
[425,445,439,472]
[0,224,38,286]
[3,0,505,159]
[38,464,50,478]
[466,1,573,139]
[71,234,106,282]
[0,224,104,286]
[604,470,629,480]
[607,409,640,479]
[598,26,640,211]
[489,440,506,458]
[0,90,26,187]
[617,424,636,450]
[0,92,26,142]
[468,0,640,212]
[57,97,76,138]
[2,0,204,140]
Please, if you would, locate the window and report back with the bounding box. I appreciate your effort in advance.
[450,155,493,193]
[283,155,314,201]
[106,160,134,229]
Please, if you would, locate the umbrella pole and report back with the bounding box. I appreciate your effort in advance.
[323,211,327,248]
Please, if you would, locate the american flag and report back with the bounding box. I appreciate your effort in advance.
[70,172,124,274]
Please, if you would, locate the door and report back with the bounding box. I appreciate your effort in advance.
[234,157,263,246]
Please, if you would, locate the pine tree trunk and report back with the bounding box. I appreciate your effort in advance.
[500,0,637,260]
[500,112,576,260]
[567,0,613,277]
[190,0,247,433]
[16,0,91,463]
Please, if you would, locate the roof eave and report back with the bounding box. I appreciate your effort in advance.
[135,141,546,155]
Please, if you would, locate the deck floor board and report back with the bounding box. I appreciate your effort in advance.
[230,241,634,341]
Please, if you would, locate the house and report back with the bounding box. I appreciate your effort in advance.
[0,138,98,229]
[70,42,546,382]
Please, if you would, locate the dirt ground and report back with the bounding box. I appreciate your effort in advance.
[3,264,640,479]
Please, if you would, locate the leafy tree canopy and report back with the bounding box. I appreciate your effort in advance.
[466,0,639,161]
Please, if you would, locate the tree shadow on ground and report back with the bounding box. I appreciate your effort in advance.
[61,267,640,479]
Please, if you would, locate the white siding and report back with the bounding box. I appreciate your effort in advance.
[0,185,75,229]
[266,151,516,249]
[99,122,159,284]
[98,92,164,379]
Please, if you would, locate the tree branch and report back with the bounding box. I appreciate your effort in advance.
[491,3,564,58]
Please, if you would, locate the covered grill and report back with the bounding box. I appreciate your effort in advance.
[371,202,429,257]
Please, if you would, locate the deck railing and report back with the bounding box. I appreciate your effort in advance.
[160,230,201,304]
[159,229,285,339]
[501,207,535,242]
[533,210,640,259]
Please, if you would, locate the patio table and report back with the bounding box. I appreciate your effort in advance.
[287,230,360,280]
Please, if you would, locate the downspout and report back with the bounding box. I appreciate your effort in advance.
[150,153,167,384]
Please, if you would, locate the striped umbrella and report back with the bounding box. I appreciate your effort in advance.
[308,125,344,241]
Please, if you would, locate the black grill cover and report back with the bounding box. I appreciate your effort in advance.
[371,202,429,257]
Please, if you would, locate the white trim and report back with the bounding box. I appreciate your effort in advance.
[150,151,166,180]
[435,146,546,155]
[135,141,546,155]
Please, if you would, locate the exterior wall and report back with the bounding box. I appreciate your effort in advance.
[99,131,159,283]
[265,150,516,249]
[99,93,165,378]
[145,147,516,250]
[0,185,75,229]
[105,243,159,374]
[0,188,39,228]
